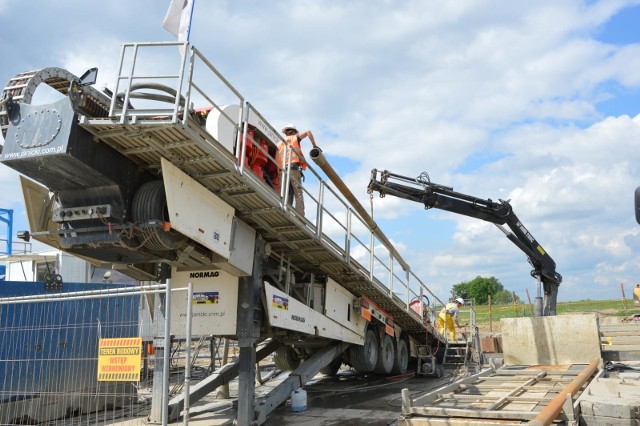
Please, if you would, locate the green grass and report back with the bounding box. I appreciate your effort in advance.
[452,299,638,324]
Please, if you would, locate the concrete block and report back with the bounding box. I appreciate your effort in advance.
[579,414,639,425]
[579,375,640,424]
[501,314,601,365]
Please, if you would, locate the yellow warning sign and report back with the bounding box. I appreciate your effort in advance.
[97,337,142,382]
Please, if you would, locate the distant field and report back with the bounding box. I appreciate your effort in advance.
[452,299,637,325]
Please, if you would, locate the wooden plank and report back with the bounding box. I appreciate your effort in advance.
[406,406,544,421]
[399,417,526,426]
[601,336,640,344]
[600,330,640,337]
[600,344,640,351]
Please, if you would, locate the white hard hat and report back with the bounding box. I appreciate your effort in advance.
[282,123,297,133]
[455,298,464,305]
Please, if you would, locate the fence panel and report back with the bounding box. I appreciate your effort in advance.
[0,282,165,425]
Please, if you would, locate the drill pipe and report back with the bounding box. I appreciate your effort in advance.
[309,147,409,272]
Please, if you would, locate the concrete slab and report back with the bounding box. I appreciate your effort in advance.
[579,374,640,423]
[501,314,601,365]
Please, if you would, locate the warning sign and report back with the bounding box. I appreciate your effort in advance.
[97,337,142,382]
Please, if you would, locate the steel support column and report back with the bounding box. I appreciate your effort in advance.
[237,236,265,426]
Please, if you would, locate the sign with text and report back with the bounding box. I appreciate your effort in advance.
[97,337,142,382]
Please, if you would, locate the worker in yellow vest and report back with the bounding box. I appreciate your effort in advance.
[633,284,640,307]
[438,298,464,340]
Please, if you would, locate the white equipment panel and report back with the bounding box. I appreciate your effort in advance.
[265,282,365,345]
[170,268,239,337]
[323,277,367,337]
[162,158,234,261]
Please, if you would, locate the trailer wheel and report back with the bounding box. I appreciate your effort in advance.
[390,337,409,375]
[320,358,342,375]
[132,180,186,251]
[374,334,395,375]
[350,328,379,373]
[273,346,300,371]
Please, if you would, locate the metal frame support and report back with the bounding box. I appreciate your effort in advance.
[167,340,281,421]
[237,236,266,426]
[254,341,350,425]
[148,280,172,425]
[534,275,543,317]
[0,208,13,255]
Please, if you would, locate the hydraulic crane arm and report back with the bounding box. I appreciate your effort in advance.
[367,169,562,316]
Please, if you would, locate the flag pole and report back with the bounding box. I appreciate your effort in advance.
[187,0,196,42]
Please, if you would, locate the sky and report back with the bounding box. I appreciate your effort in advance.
[1,0,639,303]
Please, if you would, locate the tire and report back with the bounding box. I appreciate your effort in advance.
[390,337,409,375]
[350,328,379,373]
[374,334,395,375]
[320,358,342,375]
[132,180,186,251]
[273,346,300,371]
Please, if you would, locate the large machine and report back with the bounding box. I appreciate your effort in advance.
[367,169,562,316]
[0,42,453,424]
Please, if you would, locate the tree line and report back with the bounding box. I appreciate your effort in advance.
[451,276,522,305]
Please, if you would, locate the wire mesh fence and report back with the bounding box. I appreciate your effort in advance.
[0,283,166,426]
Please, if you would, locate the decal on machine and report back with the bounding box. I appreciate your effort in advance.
[189,271,220,279]
[193,292,219,304]
[272,295,289,310]
[291,314,306,323]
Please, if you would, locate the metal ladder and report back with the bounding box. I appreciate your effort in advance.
[442,339,470,367]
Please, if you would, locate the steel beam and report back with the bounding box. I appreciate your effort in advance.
[254,341,350,425]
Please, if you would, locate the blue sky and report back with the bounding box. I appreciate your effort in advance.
[1,0,640,303]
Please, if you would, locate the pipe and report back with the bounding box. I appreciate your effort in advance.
[309,147,410,271]
[528,358,599,426]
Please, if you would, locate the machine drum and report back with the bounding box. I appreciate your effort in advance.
[132,180,186,251]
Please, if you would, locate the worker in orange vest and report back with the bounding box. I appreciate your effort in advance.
[276,124,317,215]
[438,298,464,340]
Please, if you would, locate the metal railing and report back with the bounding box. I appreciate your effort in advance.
[106,41,445,327]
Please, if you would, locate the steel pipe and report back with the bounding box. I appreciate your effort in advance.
[309,147,409,271]
[528,358,600,426]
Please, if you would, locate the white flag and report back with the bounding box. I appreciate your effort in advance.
[162,0,193,42]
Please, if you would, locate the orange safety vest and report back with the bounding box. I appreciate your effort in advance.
[276,135,307,170]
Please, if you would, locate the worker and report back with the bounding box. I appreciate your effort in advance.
[634,284,640,307]
[438,298,464,340]
[276,124,317,215]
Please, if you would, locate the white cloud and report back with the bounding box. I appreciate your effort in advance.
[1,0,639,304]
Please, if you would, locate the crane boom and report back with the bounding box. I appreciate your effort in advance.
[367,169,562,316]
